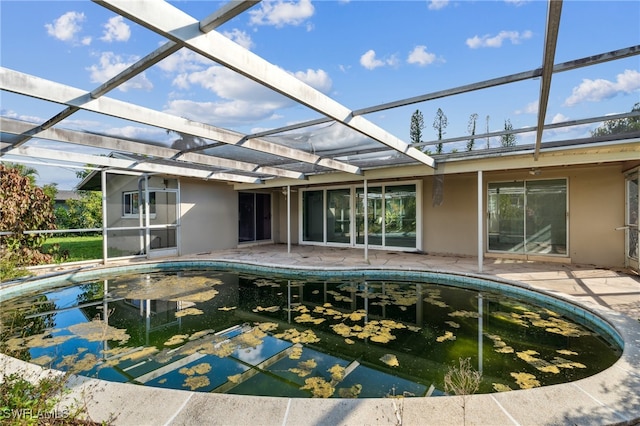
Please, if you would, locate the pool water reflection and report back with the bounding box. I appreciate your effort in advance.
[0,268,621,398]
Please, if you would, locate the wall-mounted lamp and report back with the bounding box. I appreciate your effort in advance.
[529,168,541,176]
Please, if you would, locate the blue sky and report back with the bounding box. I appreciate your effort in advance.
[1,0,639,189]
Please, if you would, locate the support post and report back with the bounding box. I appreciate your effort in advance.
[477,170,483,273]
[144,175,150,258]
[364,179,369,263]
[287,185,291,254]
[101,170,108,265]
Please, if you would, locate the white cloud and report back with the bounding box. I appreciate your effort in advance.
[0,109,42,124]
[100,16,131,42]
[222,29,254,50]
[292,69,332,93]
[360,49,397,70]
[45,11,86,43]
[104,125,166,141]
[564,69,640,106]
[504,0,530,6]
[166,64,332,125]
[551,113,569,124]
[87,52,153,92]
[159,48,210,74]
[360,50,384,70]
[249,0,315,28]
[466,30,533,49]
[515,100,538,114]
[164,98,282,126]
[407,45,437,66]
[428,0,449,10]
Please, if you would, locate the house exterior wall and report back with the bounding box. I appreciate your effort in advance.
[418,164,626,267]
[105,174,172,256]
[275,191,299,245]
[103,163,627,268]
[180,179,238,255]
[422,173,478,257]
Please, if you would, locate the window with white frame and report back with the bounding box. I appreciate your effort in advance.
[122,191,156,218]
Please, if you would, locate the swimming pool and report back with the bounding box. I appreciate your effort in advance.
[0,260,623,398]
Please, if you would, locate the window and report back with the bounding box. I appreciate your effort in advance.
[488,179,567,255]
[122,191,156,218]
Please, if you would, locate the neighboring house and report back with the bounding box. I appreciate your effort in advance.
[79,145,640,273]
[54,190,82,210]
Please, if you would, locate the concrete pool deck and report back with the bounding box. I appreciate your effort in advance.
[1,245,639,425]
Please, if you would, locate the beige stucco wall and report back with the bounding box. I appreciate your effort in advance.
[275,191,299,245]
[566,164,625,267]
[180,179,238,255]
[419,164,626,267]
[162,163,628,268]
[422,173,479,256]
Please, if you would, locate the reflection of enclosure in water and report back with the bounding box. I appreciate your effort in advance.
[0,270,621,398]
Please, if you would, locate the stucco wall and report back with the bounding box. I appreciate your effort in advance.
[180,179,238,255]
[275,191,299,245]
[419,165,626,267]
[178,163,626,267]
[567,165,625,267]
[422,174,478,256]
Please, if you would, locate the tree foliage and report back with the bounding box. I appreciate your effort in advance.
[501,119,517,147]
[0,163,56,266]
[467,113,478,151]
[433,108,448,154]
[591,102,640,137]
[410,109,424,146]
[55,191,103,231]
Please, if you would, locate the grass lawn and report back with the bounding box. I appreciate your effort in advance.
[42,235,103,262]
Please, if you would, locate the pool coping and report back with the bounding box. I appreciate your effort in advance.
[1,258,639,425]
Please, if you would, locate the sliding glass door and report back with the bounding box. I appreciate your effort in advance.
[239,192,271,243]
[488,179,567,255]
[303,182,419,250]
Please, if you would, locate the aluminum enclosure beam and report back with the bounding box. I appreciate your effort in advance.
[252,45,640,140]
[94,0,436,169]
[535,0,562,160]
[6,146,262,184]
[0,68,359,175]
[7,0,259,151]
[0,117,304,180]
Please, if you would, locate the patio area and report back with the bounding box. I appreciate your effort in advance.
[3,245,640,425]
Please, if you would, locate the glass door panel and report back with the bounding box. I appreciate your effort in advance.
[384,185,416,248]
[303,190,324,242]
[238,192,255,242]
[326,189,350,243]
[525,179,567,255]
[488,182,525,253]
[255,193,272,241]
[356,187,382,245]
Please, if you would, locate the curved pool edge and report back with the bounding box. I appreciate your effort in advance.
[1,258,639,425]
